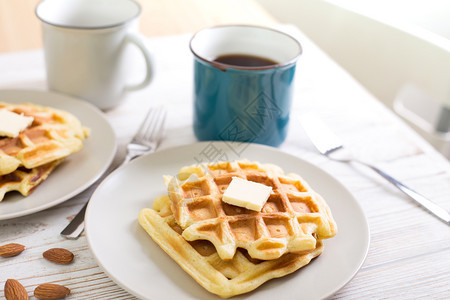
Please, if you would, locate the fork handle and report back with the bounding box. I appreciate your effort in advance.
[362,163,450,225]
[61,167,117,239]
[60,201,88,239]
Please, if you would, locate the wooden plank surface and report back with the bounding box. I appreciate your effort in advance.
[0,10,449,300]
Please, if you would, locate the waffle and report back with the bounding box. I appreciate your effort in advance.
[168,160,337,260]
[139,195,324,298]
[0,159,62,201]
[0,102,89,175]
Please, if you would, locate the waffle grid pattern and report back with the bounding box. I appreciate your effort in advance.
[169,160,337,260]
[0,159,62,201]
[0,102,88,175]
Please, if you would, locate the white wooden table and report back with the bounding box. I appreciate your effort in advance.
[1,26,449,299]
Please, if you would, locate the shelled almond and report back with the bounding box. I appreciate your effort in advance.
[42,248,74,265]
[34,283,70,300]
[0,243,26,258]
[4,279,29,300]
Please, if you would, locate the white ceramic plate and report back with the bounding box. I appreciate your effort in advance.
[0,89,116,220]
[86,142,370,300]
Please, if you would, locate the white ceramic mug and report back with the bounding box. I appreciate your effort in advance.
[36,0,153,110]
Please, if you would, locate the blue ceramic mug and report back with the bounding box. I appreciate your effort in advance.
[190,25,302,147]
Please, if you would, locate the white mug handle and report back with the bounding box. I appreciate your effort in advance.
[124,33,154,91]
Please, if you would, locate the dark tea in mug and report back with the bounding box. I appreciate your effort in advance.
[213,54,278,68]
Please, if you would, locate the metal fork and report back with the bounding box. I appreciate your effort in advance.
[60,107,167,239]
[299,113,450,225]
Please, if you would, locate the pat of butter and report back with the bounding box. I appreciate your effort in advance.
[0,110,34,138]
[222,177,272,211]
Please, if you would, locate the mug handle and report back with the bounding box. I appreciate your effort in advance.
[124,33,154,91]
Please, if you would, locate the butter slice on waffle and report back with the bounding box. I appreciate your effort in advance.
[168,160,337,261]
[0,102,89,176]
[139,195,324,299]
[0,159,62,201]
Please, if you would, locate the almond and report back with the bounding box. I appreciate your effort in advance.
[4,279,29,300]
[34,283,70,300]
[42,248,74,264]
[0,243,26,258]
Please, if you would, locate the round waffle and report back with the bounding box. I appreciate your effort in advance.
[0,159,62,201]
[139,195,324,298]
[168,160,337,261]
[0,102,89,175]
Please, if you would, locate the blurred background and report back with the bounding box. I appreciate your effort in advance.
[258,0,450,159]
[1,0,449,158]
